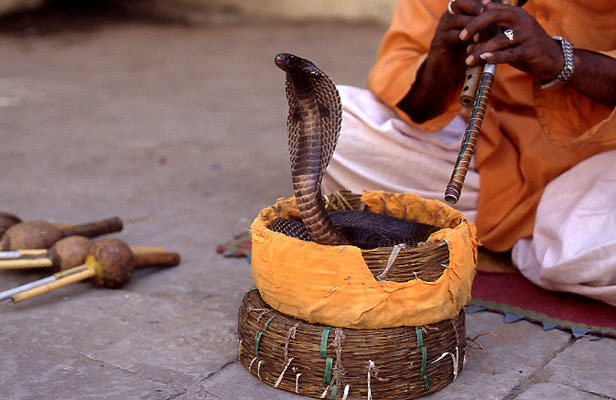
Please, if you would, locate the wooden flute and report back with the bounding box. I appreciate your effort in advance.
[444,0,521,205]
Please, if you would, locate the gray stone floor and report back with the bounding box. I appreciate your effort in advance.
[0,12,614,400]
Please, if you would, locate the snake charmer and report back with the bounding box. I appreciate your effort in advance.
[321,0,616,305]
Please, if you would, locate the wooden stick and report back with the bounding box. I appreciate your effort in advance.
[58,217,123,238]
[0,249,48,259]
[12,267,95,303]
[134,250,181,268]
[0,258,53,269]
[0,265,89,301]
[16,249,48,256]
[128,247,166,258]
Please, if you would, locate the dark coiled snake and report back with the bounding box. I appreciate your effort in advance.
[268,53,438,250]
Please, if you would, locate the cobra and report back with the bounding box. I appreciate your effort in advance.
[270,53,438,249]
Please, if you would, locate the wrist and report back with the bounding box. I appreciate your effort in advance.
[540,36,575,90]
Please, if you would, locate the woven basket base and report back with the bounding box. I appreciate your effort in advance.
[238,289,466,400]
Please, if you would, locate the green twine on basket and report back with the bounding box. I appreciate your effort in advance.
[415,326,423,347]
[320,326,332,359]
[417,327,429,392]
[320,326,334,388]
[255,316,275,359]
[323,357,333,385]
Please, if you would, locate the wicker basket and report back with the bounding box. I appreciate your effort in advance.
[250,190,477,328]
[238,289,466,400]
[240,190,477,398]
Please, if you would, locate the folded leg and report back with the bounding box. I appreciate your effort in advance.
[513,150,616,306]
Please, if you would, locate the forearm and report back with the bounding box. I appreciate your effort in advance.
[566,49,616,109]
[397,50,466,123]
[394,0,486,124]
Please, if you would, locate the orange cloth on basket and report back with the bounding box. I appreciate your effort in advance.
[367,0,616,252]
[250,191,478,329]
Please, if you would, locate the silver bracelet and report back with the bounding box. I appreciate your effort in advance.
[541,36,575,90]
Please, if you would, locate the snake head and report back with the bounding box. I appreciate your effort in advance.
[275,53,322,77]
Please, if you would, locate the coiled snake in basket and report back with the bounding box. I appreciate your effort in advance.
[268,53,438,250]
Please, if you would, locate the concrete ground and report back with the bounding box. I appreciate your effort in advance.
[0,8,614,400]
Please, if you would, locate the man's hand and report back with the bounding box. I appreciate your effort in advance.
[460,2,563,83]
[429,0,486,67]
[461,1,616,107]
[398,0,489,123]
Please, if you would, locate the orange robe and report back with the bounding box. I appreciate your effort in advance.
[367,0,616,252]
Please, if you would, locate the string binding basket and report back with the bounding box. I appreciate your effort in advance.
[238,288,466,400]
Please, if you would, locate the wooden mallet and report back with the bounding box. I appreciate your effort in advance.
[2,237,180,303]
[0,235,164,271]
[0,216,123,251]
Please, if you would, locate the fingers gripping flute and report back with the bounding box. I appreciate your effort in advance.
[444,0,520,205]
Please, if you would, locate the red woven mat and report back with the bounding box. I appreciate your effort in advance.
[471,250,616,337]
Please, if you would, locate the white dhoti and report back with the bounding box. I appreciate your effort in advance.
[325,85,616,306]
[322,85,479,222]
[512,150,616,306]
